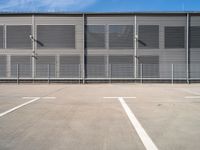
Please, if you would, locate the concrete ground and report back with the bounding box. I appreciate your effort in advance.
[0,84,200,150]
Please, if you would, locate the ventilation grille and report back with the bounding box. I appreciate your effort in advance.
[60,56,80,78]
[0,56,6,77]
[37,25,75,49]
[109,56,134,78]
[11,56,32,78]
[190,26,200,48]
[7,25,32,49]
[139,25,159,49]
[36,56,56,78]
[109,25,133,49]
[0,26,3,49]
[86,56,106,78]
[86,25,106,49]
[165,26,185,48]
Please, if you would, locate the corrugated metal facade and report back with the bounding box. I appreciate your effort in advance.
[0,12,199,82]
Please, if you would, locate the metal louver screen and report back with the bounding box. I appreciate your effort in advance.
[86,25,105,49]
[86,56,106,78]
[109,56,134,78]
[190,26,200,48]
[139,25,159,49]
[109,25,133,49]
[37,25,75,49]
[60,56,80,78]
[165,26,185,48]
[36,56,56,78]
[0,26,3,49]
[0,56,6,77]
[138,56,159,78]
[7,25,32,49]
[11,56,32,78]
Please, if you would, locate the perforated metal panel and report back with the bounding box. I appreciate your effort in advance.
[60,56,80,78]
[86,25,105,49]
[37,25,75,49]
[11,56,32,78]
[165,27,185,48]
[0,56,6,77]
[86,56,106,78]
[109,25,133,49]
[138,25,159,49]
[7,25,32,49]
[36,56,56,78]
[0,26,3,49]
[190,26,200,48]
[109,56,134,78]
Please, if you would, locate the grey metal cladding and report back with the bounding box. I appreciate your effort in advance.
[86,56,106,78]
[138,25,159,49]
[165,26,185,48]
[0,55,6,77]
[109,25,133,49]
[190,26,200,48]
[36,56,56,78]
[11,56,32,77]
[109,56,134,78]
[7,25,32,49]
[60,56,80,78]
[0,26,3,49]
[86,25,106,49]
[37,25,75,49]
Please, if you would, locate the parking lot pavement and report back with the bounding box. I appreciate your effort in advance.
[0,84,200,150]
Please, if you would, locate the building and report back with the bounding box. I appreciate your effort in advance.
[0,12,199,83]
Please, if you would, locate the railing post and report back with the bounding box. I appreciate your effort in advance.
[171,64,174,85]
[48,64,50,84]
[17,64,19,84]
[79,64,81,84]
[109,64,112,84]
[140,63,143,84]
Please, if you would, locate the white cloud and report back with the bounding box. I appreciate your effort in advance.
[0,0,97,11]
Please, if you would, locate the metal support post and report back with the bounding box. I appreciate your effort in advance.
[171,64,174,85]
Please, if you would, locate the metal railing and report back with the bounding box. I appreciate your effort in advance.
[0,63,200,83]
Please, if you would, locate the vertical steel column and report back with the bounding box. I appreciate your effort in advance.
[186,13,190,84]
[134,15,137,79]
[32,15,36,81]
[82,14,85,84]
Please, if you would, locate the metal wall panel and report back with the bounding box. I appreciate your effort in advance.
[86,56,106,78]
[190,15,200,79]
[11,56,32,78]
[0,55,6,77]
[138,25,159,49]
[0,26,3,49]
[37,25,75,49]
[109,25,134,49]
[165,26,185,48]
[86,25,106,49]
[35,56,56,78]
[7,25,32,49]
[60,56,80,78]
[109,56,134,78]
[190,26,200,48]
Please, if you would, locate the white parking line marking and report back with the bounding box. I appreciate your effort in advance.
[184,96,200,99]
[0,97,40,118]
[104,97,136,99]
[104,97,158,150]
[42,97,56,99]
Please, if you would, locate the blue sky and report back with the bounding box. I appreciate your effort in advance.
[0,0,199,12]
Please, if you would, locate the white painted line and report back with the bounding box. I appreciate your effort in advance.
[104,97,158,150]
[42,97,56,99]
[184,96,200,99]
[104,97,136,99]
[0,97,40,118]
